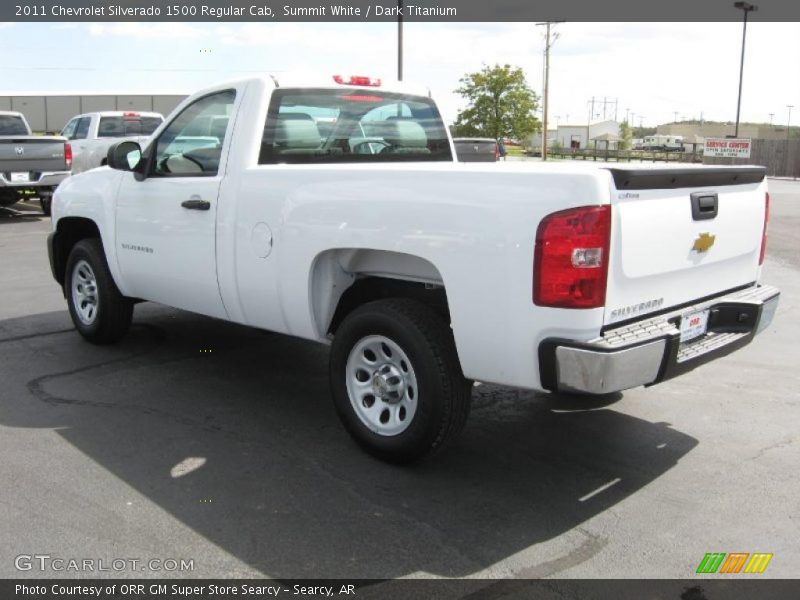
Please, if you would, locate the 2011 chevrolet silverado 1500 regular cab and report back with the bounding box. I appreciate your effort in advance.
[46,75,780,462]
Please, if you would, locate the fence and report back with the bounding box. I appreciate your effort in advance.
[703,139,800,178]
[544,148,702,164]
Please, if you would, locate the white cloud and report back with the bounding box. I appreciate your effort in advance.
[5,21,799,127]
[88,22,206,39]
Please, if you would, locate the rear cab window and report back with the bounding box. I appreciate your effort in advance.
[259,88,452,164]
[0,115,29,135]
[97,115,163,138]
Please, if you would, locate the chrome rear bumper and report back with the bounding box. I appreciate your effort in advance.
[539,284,780,395]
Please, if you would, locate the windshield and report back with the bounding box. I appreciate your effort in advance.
[259,88,452,164]
[0,115,29,136]
[97,116,163,138]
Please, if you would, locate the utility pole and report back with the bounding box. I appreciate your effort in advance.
[788,105,794,141]
[674,111,679,123]
[734,2,757,138]
[397,0,403,81]
[536,22,561,161]
[586,96,596,149]
[769,112,774,127]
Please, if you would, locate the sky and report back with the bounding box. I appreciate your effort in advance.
[0,21,798,128]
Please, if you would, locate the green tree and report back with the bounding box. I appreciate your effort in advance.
[619,120,633,150]
[452,64,540,142]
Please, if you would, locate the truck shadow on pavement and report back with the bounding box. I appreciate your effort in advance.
[0,202,45,222]
[0,305,698,578]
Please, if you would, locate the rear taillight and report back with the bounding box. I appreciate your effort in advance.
[64,142,72,169]
[533,205,611,308]
[759,191,770,265]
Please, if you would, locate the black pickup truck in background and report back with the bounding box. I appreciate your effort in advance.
[452,137,499,162]
[0,111,71,215]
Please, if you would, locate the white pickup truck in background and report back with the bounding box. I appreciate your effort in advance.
[47,75,779,462]
[60,111,163,175]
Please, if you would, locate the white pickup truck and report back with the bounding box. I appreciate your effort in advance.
[47,75,779,462]
[60,111,164,175]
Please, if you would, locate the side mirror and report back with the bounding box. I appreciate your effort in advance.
[107,141,143,172]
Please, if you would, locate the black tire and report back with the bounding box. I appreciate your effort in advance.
[0,190,19,208]
[40,196,52,216]
[65,238,133,344]
[330,298,471,463]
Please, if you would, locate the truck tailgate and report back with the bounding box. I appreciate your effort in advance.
[0,137,68,173]
[604,167,767,326]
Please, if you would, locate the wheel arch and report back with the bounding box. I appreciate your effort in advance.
[308,248,450,337]
[51,217,102,288]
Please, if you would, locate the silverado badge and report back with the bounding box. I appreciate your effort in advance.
[693,232,716,253]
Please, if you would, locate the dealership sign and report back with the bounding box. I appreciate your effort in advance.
[704,138,752,158]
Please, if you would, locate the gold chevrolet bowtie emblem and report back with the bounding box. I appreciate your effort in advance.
[693,232,716,253]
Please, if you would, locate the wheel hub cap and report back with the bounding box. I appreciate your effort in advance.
[71,259,99,326]
[372,363,405,403]
[345,335,418,437]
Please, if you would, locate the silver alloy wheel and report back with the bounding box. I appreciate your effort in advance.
[345,335,419,437]
[71,259,99,326]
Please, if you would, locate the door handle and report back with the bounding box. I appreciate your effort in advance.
[181,198,211,210]
[690,192,718,220]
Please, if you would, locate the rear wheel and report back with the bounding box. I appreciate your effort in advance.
[65,239,133,344]
[0,190,19,208]
[40,196,52,216]
[330,299,471,463]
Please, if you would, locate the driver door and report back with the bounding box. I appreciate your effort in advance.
[114,89,237,319]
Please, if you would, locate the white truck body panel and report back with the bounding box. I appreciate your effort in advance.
[606,180,767,326]
[50,76,778,394]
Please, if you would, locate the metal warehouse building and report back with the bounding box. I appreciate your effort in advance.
[0,93,188,133]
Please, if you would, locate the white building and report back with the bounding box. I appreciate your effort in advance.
[0,92,188,133]
[555,120,621,149]
[526,129,557,152]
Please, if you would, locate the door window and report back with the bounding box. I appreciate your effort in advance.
[151,90,236,177]
[61,118,80,139]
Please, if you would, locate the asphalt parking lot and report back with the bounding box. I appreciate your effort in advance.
[0,180,798,581]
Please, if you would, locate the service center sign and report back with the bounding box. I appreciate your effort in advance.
[704,138,752,158]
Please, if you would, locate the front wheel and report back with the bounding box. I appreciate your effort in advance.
[65,239,133,344]
[330,299,471,463]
